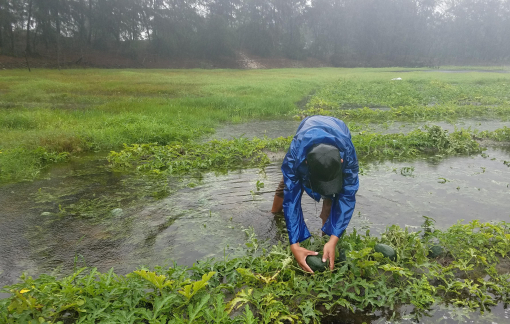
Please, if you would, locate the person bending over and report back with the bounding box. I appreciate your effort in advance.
[271,115,359,273]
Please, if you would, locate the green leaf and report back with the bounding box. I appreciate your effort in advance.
[178,272,215,301]
[187,294,210,322]
[226,289,253,314]
[243,305,256,324]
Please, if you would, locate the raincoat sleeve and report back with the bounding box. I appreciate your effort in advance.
[321,147,359,238]
[281,155,311,245]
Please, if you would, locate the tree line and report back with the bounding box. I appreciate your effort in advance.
[1,0,509,66]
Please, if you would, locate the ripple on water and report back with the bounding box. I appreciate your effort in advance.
[3,147,510,285]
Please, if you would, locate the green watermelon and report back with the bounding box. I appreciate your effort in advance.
[306,255,330,272]
[374,243,397,261]
[336,249,347,263]
[428,245,444,258]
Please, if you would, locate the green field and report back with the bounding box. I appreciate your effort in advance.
[2,68,510,183]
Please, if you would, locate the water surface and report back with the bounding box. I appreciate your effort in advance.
[2,147,510,288]
[208,119,510,140]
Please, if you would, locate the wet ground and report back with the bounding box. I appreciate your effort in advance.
[206,119,301,140]
[363,119,510,135]
[1,121,510,322]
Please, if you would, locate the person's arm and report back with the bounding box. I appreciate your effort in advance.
[282,155,317,273]
[321,151,359,269]
[322,235,339,270]
[282,154,311,245]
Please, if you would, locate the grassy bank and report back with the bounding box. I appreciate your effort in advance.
[2,219,510,323]
[2,68,510,183]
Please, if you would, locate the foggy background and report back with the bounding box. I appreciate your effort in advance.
[1,0,509,67]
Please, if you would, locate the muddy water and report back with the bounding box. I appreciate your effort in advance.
[363,119,510,135]
[1,147,510,285]
[207,119,510,140]
[207,119,301,140]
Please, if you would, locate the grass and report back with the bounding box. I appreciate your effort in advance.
[307,78,510,108]
[0,68,344,183]
[2,68,510,183]
[301,76,510,122]
[2,219,510,323]
[302,104,510,123]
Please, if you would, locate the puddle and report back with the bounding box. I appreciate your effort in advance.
[324,301,510,323]
[206,119,301,140]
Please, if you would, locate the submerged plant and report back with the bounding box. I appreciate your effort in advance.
[107,136,292,175]
[108,125,493,177]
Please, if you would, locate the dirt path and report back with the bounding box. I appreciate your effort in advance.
[236,51,266,69]
[0,50,326,70]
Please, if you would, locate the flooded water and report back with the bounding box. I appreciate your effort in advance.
[2,122,510,322]
[324,301,510,324]
[207,119,301,140]
[207,119,510,140]
[1,147,510,285]
[362,119,510,135]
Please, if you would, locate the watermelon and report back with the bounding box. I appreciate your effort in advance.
[306,255,330,272]
[374,243,397,261]
[428,245,444,258]
[336,249,347,263]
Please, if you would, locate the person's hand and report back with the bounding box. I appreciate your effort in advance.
[323,235,339,271]
[290,243,318,273]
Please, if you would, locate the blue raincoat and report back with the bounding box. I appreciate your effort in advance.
[282,116,359,245]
